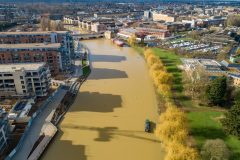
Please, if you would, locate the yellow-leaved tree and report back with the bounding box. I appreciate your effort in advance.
[147,54,160,66]
[128,34,137,46]
[155,71,173,85]
[157,84,172,98]
[144,48,154,59]
[155,105,188,144]
[165,141,199,160]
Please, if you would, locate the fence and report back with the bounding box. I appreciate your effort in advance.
[5,86,64,160]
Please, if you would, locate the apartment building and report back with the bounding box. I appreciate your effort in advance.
[152,12,176,22]
[0,43,62,75]
[0,109,8,154]
[0,31,74,70]
[0,63,51,98]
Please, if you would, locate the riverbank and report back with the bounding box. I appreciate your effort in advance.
[135,46,240,160]
[42,39,165,160]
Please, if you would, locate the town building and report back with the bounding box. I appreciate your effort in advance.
[91,22,107,33]
[0,109,9,154]
[0,43,62,75]
[229,74,240,87]
[0,63,51,98]
[117,27,170,40]
[181,58,227,76]
[152,12,176,22]
[0,31,74,71]
[157,22,191,32]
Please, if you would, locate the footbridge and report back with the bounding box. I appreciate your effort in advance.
[73,33,104,40]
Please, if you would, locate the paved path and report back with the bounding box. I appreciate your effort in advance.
[43,39,165,160]
[11,88,67,160]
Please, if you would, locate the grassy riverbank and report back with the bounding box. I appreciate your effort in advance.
[134,46,240,159]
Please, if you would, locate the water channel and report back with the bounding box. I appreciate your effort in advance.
[42,39,165,160]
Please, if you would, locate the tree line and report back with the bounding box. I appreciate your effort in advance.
[144,49,200,160]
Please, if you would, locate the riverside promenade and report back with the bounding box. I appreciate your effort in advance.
[9,87,68,160]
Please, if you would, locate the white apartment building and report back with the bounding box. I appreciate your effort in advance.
[0,63,51,98]
[152,12,176,22]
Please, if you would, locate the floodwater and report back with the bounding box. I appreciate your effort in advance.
[42,39,165,160]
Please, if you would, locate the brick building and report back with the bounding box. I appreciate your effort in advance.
[0,43,62,75]
[0,31,74,71]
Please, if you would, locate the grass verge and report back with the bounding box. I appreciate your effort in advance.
[188,111,240,160]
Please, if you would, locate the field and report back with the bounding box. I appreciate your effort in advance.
[188,111,240,160]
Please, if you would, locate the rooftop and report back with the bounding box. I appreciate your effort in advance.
[0,31,68,36]
[0,43,61,50]
[0,63,46,72]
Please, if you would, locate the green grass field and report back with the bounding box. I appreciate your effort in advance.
[188,111,240,159]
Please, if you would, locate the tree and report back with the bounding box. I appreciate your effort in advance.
[147,54,160,66]
[144,49,154,59]
[201,139,230,160]
[227,14,240,27]
[221,102,240,137]
[155,71,173,85]
[40,16,51,31]
[183,67,209,100]
[205,76,227,106]
[188,30,201,40]
[156,106,188,144]
[128,34,137,46]
[157,84,172,98]
[166,142,199,160]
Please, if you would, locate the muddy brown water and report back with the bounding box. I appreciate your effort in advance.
[42,39,165,160]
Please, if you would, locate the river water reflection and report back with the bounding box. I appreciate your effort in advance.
[42,39,165,160]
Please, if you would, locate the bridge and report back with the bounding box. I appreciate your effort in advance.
[73,33,104,40]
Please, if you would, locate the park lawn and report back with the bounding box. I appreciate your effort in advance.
[151,48,184,95]
[188,111,240,160]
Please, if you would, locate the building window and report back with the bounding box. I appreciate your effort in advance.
[20,76,23,79]
[22,86,25,89]
[21,81,24,84]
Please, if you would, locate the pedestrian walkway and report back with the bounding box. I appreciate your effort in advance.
[10,88,67,160]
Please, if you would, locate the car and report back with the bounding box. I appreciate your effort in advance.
[145,119,151,132]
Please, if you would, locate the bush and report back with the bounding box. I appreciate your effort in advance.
[201,139,230,160]
[221,102,240,137]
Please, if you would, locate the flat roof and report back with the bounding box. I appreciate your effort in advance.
[0,31,68,35]
[0,43,61,49]
[0,63,46,72]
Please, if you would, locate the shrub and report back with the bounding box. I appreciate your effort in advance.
[201,139,230,160]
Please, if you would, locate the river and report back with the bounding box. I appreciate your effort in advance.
[41,39,165,160]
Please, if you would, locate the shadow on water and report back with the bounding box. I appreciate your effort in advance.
[60,125,162,143]
[40,130,87,160]
[91,55,127,62]
[70,91,122,113]
[89,68,128,80]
